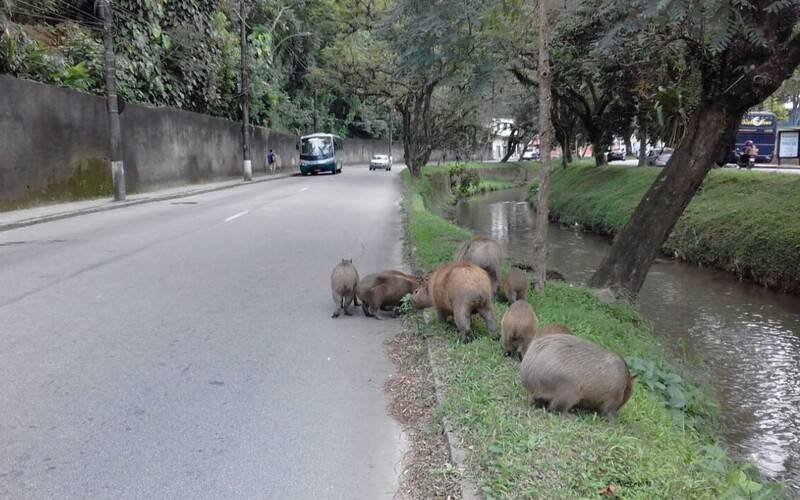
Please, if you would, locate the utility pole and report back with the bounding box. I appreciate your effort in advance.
[388,115,392,163]
[100,0,125,201]
[313,88,318,131]
[240,0,252,181]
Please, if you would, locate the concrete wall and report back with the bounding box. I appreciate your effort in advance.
[0,75,401,208]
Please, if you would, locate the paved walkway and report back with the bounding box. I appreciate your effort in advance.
[0,172,295,232]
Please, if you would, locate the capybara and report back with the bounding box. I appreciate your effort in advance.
[357,270,421,319]
[411,261,496,342]
[535,323,574,340]
[500,267,529,302]
[455,236,502,294]
[520,334,633,419]
[501,300,539,360]
[330,259,359,318]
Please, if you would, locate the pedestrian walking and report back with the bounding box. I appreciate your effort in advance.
[267,149,276,173]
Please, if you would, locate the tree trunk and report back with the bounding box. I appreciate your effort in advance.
[501,137,519,162]
[589,103,740,295]
[593,142,606,166]
[533,0,551,293]
[637,131,647,167]
[623,133,633,158]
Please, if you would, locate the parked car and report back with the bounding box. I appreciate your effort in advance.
[606,150,625,162]
[650,147,673,167]
[521,150,540,161]
[369,154,392,171]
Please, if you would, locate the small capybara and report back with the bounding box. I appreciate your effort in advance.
[520,334,633,419]
[357,270,421,319]
[501,300,539,360]
[330,259,359,318]
[411,261,496,342]
[535,323,574,339]
[500,267,529,302]
[455,236,502,294]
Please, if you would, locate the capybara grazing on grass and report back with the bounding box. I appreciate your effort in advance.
[411,261,496,342]
[357,270,421,319]
[520,334,633,419]
[330,259,359,318]
[501,267,529,302]
[535,323,574,339]
[455,236,502,294]
[501,300,539,360]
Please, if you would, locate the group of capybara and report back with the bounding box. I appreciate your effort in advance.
[330,235,633,419]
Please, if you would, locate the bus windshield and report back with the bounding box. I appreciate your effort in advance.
[300,136,333,159]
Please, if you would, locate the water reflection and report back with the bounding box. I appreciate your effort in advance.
[455,187,800,491]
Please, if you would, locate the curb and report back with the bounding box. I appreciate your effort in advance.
[0,172,295,232]
[426,336,481,500]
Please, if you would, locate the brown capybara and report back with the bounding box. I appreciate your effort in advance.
[501,300,539,360]
[330,259,359,318]
[500,267,529,302]
[455,236,502,294]
[357,270,421,319]
[411,261,496,342]
[535,323,574,340]
[520,334,633,419]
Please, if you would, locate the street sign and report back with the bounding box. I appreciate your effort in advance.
[778,130,800,159]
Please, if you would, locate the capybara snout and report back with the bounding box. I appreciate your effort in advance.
[330,259,359,318]
[520,334,633,419]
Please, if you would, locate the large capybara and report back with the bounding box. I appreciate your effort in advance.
[501,300,539,360]
[455,236,502,294]
[411,261,496,342]
[330,259,360,318]
[535,323,574,340]
[357,270,421,319]
[520,334,633,419]
[500,267,529,302]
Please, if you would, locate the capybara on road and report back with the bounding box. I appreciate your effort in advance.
[411,261,496,342]
[455,236,502,294]
[501,300,539,360]
[520,334,633,419]
[330,259,359,318]
[357,270,421,319]
[501,267,529,302]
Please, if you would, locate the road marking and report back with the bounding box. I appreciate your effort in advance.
[299,187,308,192]
[224,211,249,223]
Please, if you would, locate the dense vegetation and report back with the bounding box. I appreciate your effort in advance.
[402,165,784,498]
[0,0,395,137]
[528,164,800,294]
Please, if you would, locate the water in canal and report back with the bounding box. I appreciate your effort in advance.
[454,186,800,491]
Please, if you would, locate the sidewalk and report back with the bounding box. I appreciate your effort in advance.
[0,172,295,232]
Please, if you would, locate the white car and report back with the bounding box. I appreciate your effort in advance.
[369,154,392,171]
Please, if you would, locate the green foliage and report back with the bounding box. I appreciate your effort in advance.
[534,164,800,293]
[403,163,783,498]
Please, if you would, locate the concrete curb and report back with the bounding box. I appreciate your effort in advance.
[0,172,295,232]
[426,336,481,500]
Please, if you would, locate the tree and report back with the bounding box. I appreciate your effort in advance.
[532,0,552,293]
[590,0,800,295]
[776,68,800,125]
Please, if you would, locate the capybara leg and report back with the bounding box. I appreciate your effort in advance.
[600,398,622,420]
[353,295,360,307]
[331,293,342,319]
[371,304,385,320]
[480,306,497,339]
[343,295,354,316]
[490,269,499,294]
[362,301,372,317]
[437,309,448,323]
[548,392,580,414]
[453,305,473,343]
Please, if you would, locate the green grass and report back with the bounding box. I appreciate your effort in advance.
[403,164,785,499]
[529,164,800,293]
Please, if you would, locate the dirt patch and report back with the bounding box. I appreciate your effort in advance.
[386,330,462,499]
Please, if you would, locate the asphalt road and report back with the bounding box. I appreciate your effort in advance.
[0,165,407,499]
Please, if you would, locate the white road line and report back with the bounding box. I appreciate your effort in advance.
[299,187,309,192]
[223,210,249,223]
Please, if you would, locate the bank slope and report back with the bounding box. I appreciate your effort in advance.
[403,166,784,499]
[531,165,800,293]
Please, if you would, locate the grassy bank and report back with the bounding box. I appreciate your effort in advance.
[402,165,783,498]
[529,164,800,293]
